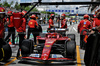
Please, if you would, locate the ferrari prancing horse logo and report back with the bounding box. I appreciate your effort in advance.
[30,22,33,24]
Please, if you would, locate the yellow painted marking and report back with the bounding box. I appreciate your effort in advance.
[76,46,81,66]
[4,55,22,65]
[11,57,15,58]
[4,58,17,65]
[81,59,84,60]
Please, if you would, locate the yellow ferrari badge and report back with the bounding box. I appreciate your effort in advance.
[30,22,33,24]
[83,25,85,27]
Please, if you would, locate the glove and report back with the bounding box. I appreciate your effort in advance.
[36,26,39,29]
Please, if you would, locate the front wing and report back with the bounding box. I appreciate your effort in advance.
[21,57,74,62]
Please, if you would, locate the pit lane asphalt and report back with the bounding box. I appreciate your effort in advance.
[0,22,85,66]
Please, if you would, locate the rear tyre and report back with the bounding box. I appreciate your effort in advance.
[65,40,76,60]
[0,43,12,61]
[67,34,75,41]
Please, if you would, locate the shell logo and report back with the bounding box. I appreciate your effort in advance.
[45,45,50,47]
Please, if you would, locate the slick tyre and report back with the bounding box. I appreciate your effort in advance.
[65,40,76,60]
[0,44,12,61]
[21,39,34,55]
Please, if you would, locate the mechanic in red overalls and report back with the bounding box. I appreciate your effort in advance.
[89,9,100,66]
[16,11,27,58]
[78,14,91,49]
[49,14,55,28]
[47,14,55,32]
[93,9,100,31]
[17,11,27,47]
[61,13,67,28]
[27,14,39,44]
[78,14,91,33]
[5,11,15,45]
[17,10,27,47]
[0,7,7,49]
[89,12,97,29]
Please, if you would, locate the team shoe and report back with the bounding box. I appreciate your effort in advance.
[16,49,22,59]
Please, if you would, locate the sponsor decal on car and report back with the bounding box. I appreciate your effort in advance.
[45,45,51,47]
[43,50,48,53]
[42,54,48,56]
[47,42,53,43]
[42,54,48,60]
[53,54,57,58]
[35,54,39,57]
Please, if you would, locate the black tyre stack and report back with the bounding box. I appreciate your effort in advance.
[0,42,12,61]
[21,39,35,56]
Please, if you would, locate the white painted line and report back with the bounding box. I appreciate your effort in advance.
[68,25,72,32]
[73,27,77,32]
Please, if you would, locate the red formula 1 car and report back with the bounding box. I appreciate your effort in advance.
[20,32,76,63]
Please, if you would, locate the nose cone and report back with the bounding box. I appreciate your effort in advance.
[41,54,48,60]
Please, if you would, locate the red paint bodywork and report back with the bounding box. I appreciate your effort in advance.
[21,33,73,61]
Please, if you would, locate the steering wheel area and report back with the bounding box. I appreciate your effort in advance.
[46,33,62,38]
